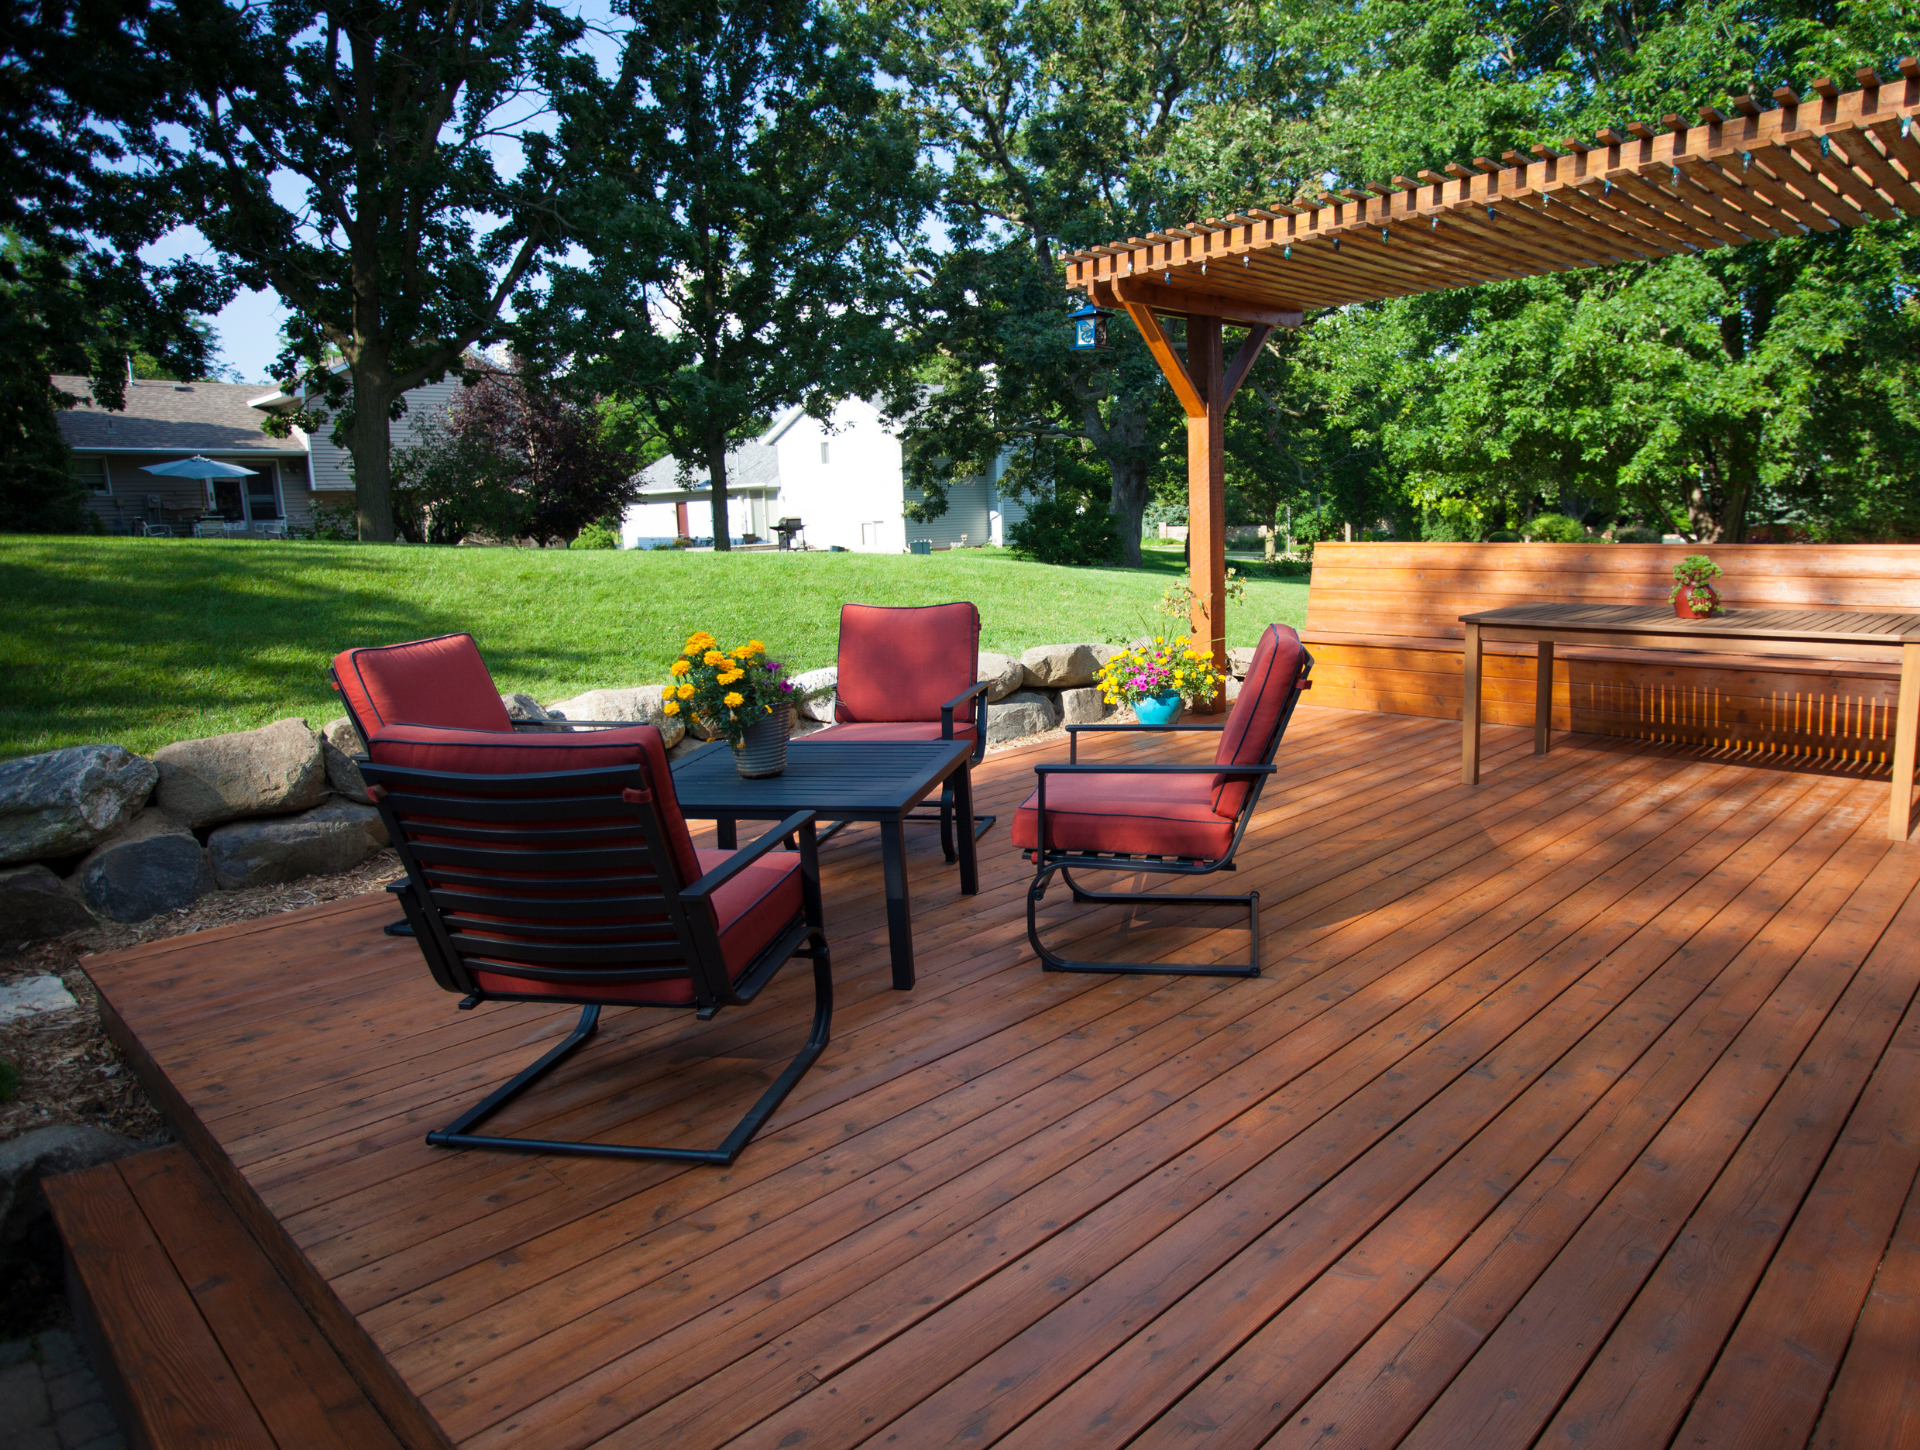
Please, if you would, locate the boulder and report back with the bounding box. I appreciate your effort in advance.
[1059,686,1111,726]
[1226,647,1257,678]
[0,865,94,941]
[788,666,839,723]
[1019,643,1102,690]
[0,973,80,1025]
[667,734,714,762]
[317,727,372,806]
[152,718,328,829]
[73,809,213,922]
[502,693,568,733]
[976,652,1025,704]
[322,715,366,756]
[205,796,385,891]
[986,690,1062,745]
[542,686,685,748]
[0,744,157,865]
[0,1126,139,1250]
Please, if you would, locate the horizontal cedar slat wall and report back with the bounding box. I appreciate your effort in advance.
[1300,543,1920,762]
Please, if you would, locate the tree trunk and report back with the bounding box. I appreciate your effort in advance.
[1106,452,1150,567]
[348,367,397,543]
[706,434,731,551]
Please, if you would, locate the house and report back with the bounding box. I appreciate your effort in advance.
[53,376,313,534]
[54,370,465,536]
[621,397,1025,551]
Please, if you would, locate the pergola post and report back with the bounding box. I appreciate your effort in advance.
[1186,318,1227,704]
[1101,278,1290,712]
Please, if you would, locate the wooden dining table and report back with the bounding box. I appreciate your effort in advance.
[1458,602,1920,841]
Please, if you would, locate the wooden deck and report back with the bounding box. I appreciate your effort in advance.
[79,706,1920,1449]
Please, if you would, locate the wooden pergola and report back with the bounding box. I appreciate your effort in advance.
[1064,63,1920,700]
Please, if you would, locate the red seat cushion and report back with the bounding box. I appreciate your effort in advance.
[334,633,514,735]
[835,602,979,724]
[1211,625,1305,818]
[1010,771,1236,860]
[470,849,803,1005]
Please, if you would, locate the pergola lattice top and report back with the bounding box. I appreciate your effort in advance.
[1064,64,1920,325]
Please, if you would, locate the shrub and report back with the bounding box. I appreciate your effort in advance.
[1006,494,1119,566]
[1485,529,1522,542]
[1523,513,1588,542]
[1614,525,1663,543]
[570,523,618,550]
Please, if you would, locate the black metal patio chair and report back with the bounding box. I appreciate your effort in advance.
[361,721,833,1166]
[1011,623,1313,978]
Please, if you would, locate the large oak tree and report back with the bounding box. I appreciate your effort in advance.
[157,0,608,540]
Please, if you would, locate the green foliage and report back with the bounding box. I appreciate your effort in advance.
[570,523,618,550]
[154,0,609,540]
[1615,525,1665,544]
[530,0,922,551]
[1006,492,1121,566]
[1524,514,1589,543]
[0,1058,19,1104]
[0,537,1307,759]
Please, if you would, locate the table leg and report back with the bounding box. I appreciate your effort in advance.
[1891,642,1920,842]
[715,817,737,850]
[1534,640,1554,755]
[952,763,979,896]
[880,817,915,990]
[1462,621,1483,786]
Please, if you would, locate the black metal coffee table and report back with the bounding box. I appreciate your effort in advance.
[670,739,978,990]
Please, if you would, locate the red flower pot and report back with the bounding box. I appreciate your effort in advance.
[1674,583,1720,618]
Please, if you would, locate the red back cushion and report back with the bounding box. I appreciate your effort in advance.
[334,634,514,735]
[366,722,701,887]
[835,602,980,724]
[1212,625,1305,818]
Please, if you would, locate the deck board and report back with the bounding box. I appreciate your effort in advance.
[78,706,1920,1449]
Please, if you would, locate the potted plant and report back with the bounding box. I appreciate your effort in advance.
[665,632,802,777]
[1096,635,1226,725]
[1670,555,1723,618]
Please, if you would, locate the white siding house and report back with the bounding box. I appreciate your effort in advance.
[622,397,1019,552]
[277,372,468,496]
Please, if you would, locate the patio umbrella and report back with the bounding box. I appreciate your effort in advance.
[140,455,258,478]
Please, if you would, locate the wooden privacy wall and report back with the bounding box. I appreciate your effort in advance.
[1301,543,1920,762]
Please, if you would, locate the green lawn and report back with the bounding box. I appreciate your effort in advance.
[0,537,1309,759]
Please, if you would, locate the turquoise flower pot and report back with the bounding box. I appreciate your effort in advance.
[1134,691,1183,726]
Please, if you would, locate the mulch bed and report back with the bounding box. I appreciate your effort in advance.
[0,849,406,1144]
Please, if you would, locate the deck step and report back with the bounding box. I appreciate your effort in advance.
[44,1145,404,1450]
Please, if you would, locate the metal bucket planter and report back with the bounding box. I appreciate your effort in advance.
[732,705,792,778]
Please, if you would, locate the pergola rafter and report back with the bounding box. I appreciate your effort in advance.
[1065,66,1920,693]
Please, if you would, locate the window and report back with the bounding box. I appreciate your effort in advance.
[861,520,886,548]
[73,457,109,495]
[820,441,830,465]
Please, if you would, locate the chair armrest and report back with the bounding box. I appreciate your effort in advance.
[1065,718,1224,761]
[940,679,991,739]
[681,811,818,900]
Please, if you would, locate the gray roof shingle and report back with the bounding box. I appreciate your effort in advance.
[52,376,303,454]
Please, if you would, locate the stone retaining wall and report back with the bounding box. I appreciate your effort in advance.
[0,642,1260,940]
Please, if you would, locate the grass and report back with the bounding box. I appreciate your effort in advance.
[0,537,1309,759]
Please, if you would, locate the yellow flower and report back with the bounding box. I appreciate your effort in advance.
[718,669,743,685]
[670,659,691,677]
[1154,636,1164,645]
[662,700,680,715]
[677,683,694,699]
[703,650,726,666]
[723,691,744,708]
[746,639,765,653]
